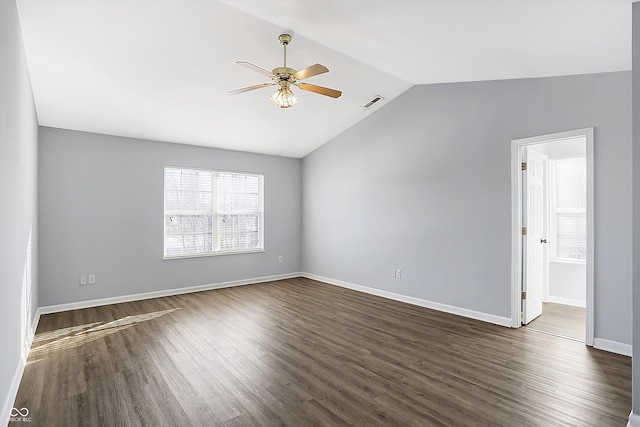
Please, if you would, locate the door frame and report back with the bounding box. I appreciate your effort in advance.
[510,128,594,346]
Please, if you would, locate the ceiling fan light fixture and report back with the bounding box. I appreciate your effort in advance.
[271,82,298,108]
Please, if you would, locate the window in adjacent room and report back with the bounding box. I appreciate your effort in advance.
[549,157,586,262]
[163,167,264,258]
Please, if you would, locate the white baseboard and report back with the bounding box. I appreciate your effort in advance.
[1,310,40,427]
[628,411,640,427]
[1,361,25,427]
[302,273,512,327]
[546,295,586,308]
[39,272,302,314]
[29,308,40,349]
[593,338,632,357]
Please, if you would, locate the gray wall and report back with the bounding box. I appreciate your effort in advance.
[38,127,301,306]
[0,0,39,418]
[302,72,632,345]
[632,1,640,419]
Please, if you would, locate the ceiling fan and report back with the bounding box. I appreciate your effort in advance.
[229,33,342,108]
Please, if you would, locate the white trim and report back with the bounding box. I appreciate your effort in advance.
[29,309,40,350]
[302,273,512,327]
[546,296,586,308]
[585,129,595,346]
[163,249,265,260]
[511,139,521,328]
[511,128,594,347]
[593,338,632,357]
[549,258,586,266]
[38,273,301,314]
[1,361,25,427]
[1,310,40,427]
[628,411,640,427]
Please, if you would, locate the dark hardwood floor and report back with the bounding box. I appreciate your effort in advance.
[12,278,631,426]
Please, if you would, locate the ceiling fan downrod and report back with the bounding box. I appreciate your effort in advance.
[278,34,291,68]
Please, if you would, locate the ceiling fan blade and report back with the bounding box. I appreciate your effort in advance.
[236,61,275,79]
[228,83,274,95]
[297,83,342,99]
[292,64,329,81]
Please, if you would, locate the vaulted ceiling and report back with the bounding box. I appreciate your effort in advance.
[16,0,632,158]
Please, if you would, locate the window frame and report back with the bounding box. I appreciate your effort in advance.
[163,166,264,260]
[549,156,586,264]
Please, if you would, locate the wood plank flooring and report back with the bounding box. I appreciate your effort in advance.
[526,302,586,341]
[12,278,631,426]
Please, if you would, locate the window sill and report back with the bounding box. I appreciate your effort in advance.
[550,258,586,265]
[163,249,265,260]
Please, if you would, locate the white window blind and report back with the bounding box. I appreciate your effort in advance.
[164,167,263,258]
[550,157,586,261]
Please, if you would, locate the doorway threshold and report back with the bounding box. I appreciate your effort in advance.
[523,326,584,343]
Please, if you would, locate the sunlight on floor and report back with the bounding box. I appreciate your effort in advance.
[31,308,181,354]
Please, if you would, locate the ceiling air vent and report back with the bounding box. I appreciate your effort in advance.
[363,95,383,109]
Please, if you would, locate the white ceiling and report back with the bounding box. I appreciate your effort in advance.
[16,0,632,158]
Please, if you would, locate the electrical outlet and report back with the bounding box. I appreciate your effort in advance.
[80,275,87,285]
[396,269,402,279]
[88,274,96,284]
[278,256,283,263]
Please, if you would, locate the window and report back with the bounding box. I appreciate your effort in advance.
[550,157,586,262]
[164,167,263,258]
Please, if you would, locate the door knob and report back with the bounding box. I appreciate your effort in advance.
[540,239,548,244]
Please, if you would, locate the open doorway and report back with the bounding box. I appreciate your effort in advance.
[511,128,594,346]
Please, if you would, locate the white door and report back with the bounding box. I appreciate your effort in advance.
[522,148,547,324]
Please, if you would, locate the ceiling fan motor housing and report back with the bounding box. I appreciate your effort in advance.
[272,67,297,82]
